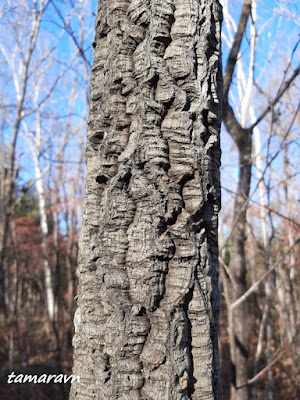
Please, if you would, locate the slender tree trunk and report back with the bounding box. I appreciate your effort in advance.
[71,1,223,399]
[222,100,252,400]
[65,138,84,316]
[222,2,253,398]
[252,119,273,399]
[0,200,8,318]
[228,141,252,400]
[8,218,19,316]
[283,150,297,343]
[33,157,55,321]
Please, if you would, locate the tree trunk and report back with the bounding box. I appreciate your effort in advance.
[229,140,251,400]
[222,101,252,400]
[71,1,223,399]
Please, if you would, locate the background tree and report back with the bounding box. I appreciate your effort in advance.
[219,1,299,399]
[0,1,94,399]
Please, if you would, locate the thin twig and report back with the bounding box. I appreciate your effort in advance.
[219,256,237,290]
[248,349,285,385]
[250,64,300,130]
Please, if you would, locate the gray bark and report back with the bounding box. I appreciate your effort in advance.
[71,1,222,399]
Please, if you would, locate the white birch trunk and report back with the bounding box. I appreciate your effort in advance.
[33,156,55,321]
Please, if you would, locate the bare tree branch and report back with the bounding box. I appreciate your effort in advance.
[248,349,285,385]
[230,237,300,310]
[250,63,300,130]
[49,0,92,69]
[223,0,252,100]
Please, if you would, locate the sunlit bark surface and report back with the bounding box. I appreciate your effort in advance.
[71,1,222,399]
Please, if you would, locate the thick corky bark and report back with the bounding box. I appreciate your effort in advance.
[71,1,222,399]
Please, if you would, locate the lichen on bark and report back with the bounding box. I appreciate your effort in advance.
[71,1,223,399]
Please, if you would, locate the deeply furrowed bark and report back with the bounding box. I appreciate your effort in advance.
[71,1,222,399]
